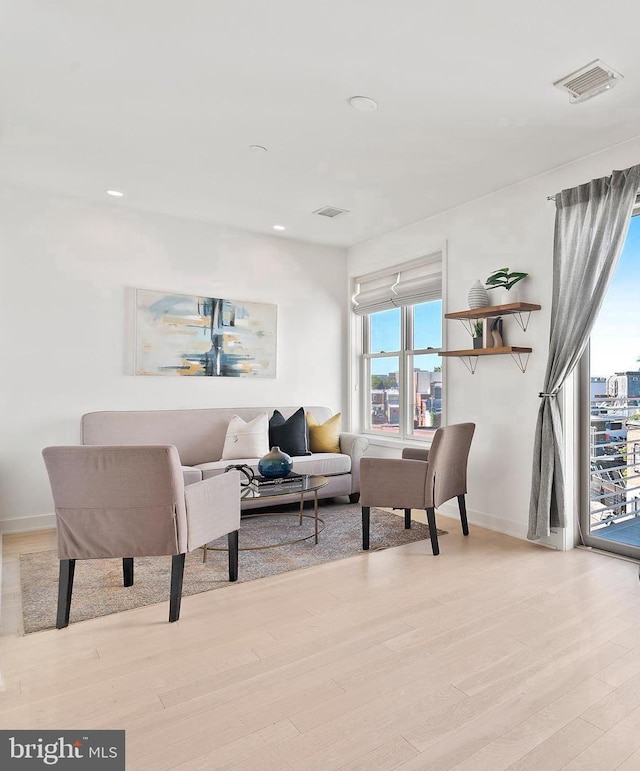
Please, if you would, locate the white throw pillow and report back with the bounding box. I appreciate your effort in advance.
[221,413,269,460]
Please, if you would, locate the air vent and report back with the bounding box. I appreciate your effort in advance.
[554,59,622,103]
[313,206,349,218]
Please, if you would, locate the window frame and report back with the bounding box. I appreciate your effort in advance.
[578,204,640,557]
[361,301,443,443]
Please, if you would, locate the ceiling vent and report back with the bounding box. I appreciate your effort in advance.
[313,206,349,218]
[554,59,622,103]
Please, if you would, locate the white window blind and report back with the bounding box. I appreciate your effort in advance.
[352,252,442,315]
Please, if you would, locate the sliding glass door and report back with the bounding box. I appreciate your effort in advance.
[581,211,640,557]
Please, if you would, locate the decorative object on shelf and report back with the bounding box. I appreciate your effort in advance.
[472,321,483,349]
[467,280,490,309]
[485,268,529,305]
[134,288,277,378]
[224,464,255,487]
[482,318,494,348]
[258,446,293,479]
[491,317,504,347]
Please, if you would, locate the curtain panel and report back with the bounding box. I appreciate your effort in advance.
[528,164,640,541]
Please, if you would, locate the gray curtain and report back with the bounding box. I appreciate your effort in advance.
[528,164,640,540]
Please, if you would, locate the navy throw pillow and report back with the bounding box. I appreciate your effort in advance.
[269,408,312,457]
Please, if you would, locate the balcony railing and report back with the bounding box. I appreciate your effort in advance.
[590,396,640,532]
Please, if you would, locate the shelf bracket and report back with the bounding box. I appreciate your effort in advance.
[460,355,479,374]
[512,311,532,332]
[510,351,531,373]
[458,318,475,337]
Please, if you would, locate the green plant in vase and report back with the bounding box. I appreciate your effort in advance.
[472,320,483,349]
[485,267,528,305]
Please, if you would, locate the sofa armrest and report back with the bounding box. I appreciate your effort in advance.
[339,432,370,493]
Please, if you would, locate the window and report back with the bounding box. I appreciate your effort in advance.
[353,253,443,442]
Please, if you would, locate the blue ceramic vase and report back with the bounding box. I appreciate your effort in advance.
[258,446,293,479]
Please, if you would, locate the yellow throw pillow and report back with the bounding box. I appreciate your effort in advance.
[306,412,341,453]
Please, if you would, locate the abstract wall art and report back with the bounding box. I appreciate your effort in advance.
[135,289,277,377]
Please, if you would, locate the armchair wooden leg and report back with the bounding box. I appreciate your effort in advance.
[169,553,186,623]
[426,507,440,556]
[404,508,412,529]
[228,530,239,582]
[362,506,370,550]
[56,559,76,629]
[122,557,134,587]
[349,492,360,504]
[458,495,469,536]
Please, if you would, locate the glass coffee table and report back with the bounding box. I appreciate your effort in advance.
[202,474,329,559]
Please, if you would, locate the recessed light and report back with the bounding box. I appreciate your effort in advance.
[106,189,124,197]
[249,145,268,153]
[273,225,286,231]
[349,96,378,112]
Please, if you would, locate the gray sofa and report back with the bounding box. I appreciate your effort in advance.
[81,406,369,509]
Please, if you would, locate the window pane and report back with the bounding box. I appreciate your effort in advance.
[370,356,400,434]
[369,308,401,353]
[413,300,442,351]
[410,354,442,438]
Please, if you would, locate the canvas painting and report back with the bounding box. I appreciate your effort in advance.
[135,289,276,377]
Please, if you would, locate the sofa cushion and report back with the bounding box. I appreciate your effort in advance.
[195,452,351,481]
[221,413,269,460]
[182,466,203,485]
[269,408,311,457]
[306,412,342,453]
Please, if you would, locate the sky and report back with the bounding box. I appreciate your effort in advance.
[369,302,442,376]
[590,213,640,378]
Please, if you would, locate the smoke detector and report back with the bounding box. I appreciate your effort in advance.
[554,59,622,103]
[313,206,349,218]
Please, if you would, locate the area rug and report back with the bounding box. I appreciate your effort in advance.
[19,502,445,633]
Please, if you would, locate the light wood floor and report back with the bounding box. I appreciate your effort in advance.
[2,512,640,770]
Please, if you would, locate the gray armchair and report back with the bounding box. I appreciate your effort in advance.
[359,423,475,555]
[42,445,241,627]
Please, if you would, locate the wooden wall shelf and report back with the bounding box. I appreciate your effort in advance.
[439,346,532,357]
[439,346,532,374]
[444,302,541,320]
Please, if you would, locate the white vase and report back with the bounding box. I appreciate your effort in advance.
[493,288,522,306]
[493,288,511,306]
[467,280,490,309]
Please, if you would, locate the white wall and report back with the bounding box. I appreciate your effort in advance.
[0,185,348,531]
[348,136,640,546]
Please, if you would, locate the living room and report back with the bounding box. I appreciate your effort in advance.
[3,2,640,768]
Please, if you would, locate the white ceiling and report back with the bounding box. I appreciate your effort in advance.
[2,0,640,247]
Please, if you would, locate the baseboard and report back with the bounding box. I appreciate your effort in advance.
[438,501,530,542]
[0,513,56,535]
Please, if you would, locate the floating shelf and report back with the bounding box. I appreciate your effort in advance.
[446,302,541,333]
[439,346,532,357]
[444,302,541,320]
[439,346,533,374]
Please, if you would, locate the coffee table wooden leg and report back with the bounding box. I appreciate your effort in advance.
[314,490,319,544]
[299,494,304,526]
